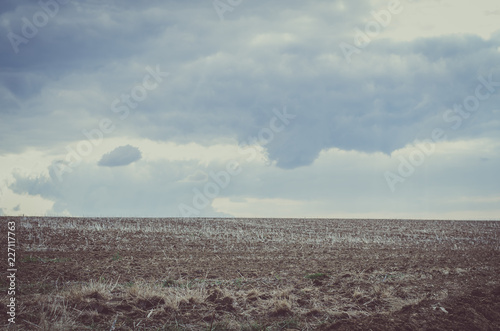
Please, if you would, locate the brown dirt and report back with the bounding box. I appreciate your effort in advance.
[1,217,499,330]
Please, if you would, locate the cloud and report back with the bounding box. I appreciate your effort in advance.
[9,157,230,217]
[182,170,208,183]
[5,138,500,219]
[98,145,142,167]
[1,4,499,167]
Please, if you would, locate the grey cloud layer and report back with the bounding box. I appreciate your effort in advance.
[98,145,141,167]
[3,1,499,167]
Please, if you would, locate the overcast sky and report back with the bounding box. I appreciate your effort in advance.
[1,0,499,219]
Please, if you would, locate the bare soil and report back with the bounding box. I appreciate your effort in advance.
[1,217,499,330]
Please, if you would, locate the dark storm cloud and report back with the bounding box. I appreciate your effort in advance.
[98,145,141,167]
[0,0,499,169]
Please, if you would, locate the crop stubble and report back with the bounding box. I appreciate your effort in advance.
[1,217,499,330]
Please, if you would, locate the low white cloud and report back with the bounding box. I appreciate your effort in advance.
[381,0,500,42]
[182,170,208,183]
[3,137,498,219]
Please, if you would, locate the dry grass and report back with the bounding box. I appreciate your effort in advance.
[2,216,499,330]
[3,275,436,330]
[2,273,448,330]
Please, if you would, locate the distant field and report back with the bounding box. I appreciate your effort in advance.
[1,217,500,330]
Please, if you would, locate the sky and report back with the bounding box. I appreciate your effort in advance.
[0,0,499,219]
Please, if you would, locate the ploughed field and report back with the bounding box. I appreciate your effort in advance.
[1,217,500,330]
